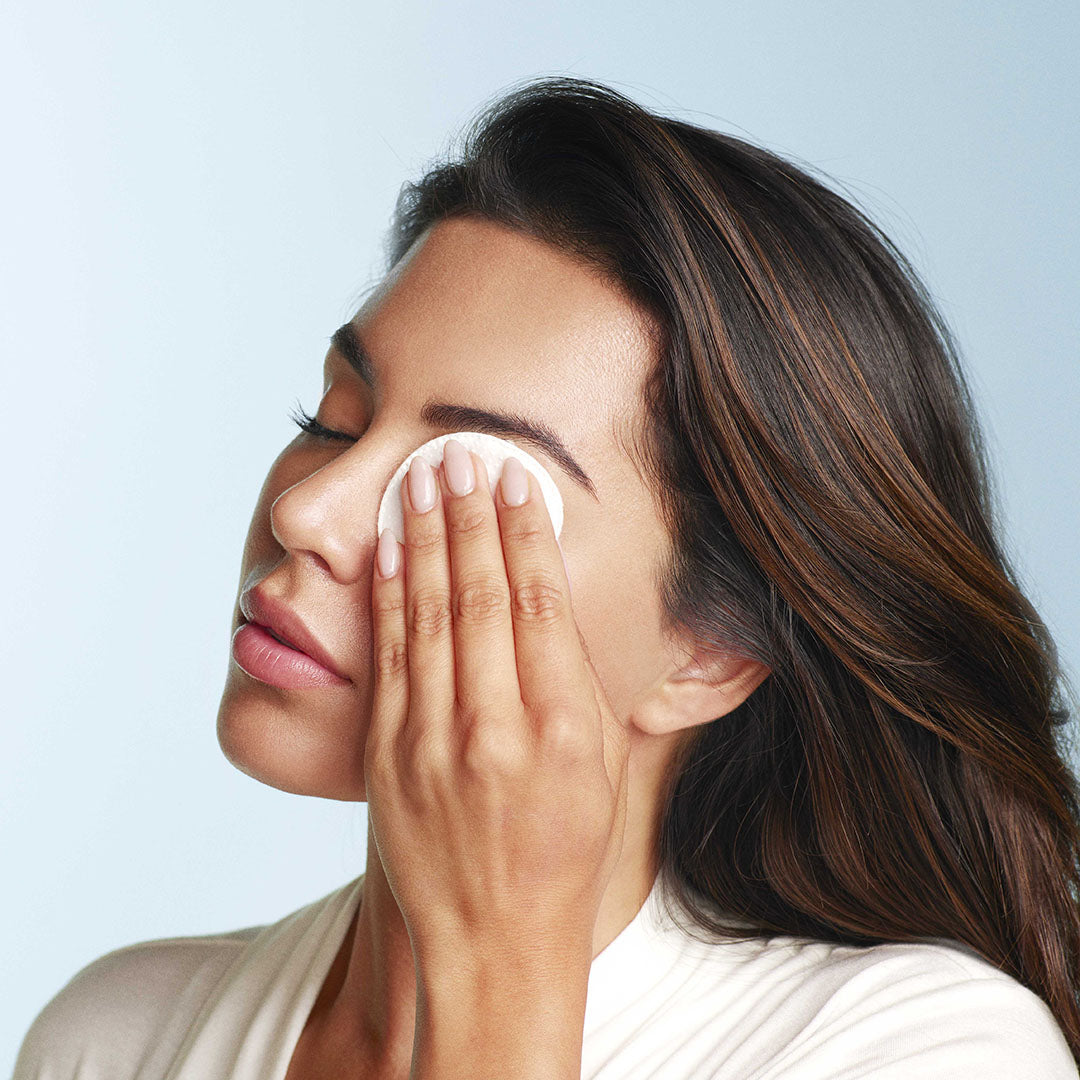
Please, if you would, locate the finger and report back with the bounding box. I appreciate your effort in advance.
[495,459,589,717]
[370,525,408,745]
[400,454,456,732]
[439,447,521,720]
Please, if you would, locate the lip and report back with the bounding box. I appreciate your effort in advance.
[238,587,351,684]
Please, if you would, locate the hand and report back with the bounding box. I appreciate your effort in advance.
[365,438,630,971]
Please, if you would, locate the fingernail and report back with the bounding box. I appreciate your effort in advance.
[443,438,475,497]
[500,456,529,506]
[376,527,400,577]
[408,457,437,513]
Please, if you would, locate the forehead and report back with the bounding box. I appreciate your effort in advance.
[342,217,657,496]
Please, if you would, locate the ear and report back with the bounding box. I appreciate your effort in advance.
[630,645,771,738]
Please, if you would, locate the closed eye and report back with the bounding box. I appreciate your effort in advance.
[288,402,354,442]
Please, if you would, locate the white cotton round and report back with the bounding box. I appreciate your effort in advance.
[376,431,564,545]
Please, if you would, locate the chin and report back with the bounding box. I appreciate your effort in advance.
[215,671,369,802]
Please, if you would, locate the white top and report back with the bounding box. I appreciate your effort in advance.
[14,871,1077,1079]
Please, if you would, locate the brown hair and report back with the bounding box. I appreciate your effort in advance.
[381,76,1080,1059]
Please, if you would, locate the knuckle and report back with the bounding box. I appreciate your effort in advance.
[540,711,589,757]
[447,503,488,538]
[372,587,405,619]
[461,724,522,777]
[405,528,444,558]
[510,578,564,623]
[504,517,547,547]
[374,637,408,679]
[409,591,452,638]
[455,576,508,625]
[401,730,448,778]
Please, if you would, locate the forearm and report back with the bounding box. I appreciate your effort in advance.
[410,948,591,1080]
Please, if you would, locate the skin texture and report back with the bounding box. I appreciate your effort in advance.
[216,216,771,1077]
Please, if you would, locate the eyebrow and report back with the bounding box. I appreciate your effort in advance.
[329,323,598,500]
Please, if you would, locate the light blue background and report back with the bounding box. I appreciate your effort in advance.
[3,0,1077,1069]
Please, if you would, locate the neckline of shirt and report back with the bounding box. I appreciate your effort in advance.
[300,870,748,1047]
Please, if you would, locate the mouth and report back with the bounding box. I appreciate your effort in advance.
[237,585,352,683]
[259,623,299,650]
[232,617,352,689]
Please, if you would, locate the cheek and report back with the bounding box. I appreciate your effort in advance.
[570,526,669,718]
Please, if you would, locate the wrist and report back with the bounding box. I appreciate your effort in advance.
[411,946,592,1080]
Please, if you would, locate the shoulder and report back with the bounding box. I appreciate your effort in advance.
[13,925,260,1080]
[761,936,1077,1078]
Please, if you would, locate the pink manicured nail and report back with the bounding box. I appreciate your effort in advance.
[376,528,400,578]
[443,438,475,496]
[500,456,529,506]
[408,457,437,513]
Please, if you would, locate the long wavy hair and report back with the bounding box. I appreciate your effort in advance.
[379,76,1080,1059]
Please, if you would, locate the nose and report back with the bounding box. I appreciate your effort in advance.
[269,442,396,584]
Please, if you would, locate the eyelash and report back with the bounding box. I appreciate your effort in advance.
[287,403,354,442]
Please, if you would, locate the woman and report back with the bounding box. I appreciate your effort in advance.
[15,76,1079,1078]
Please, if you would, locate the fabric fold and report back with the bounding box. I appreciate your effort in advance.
[162,874,364,1080]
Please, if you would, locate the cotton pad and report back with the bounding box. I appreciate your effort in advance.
[377,431,564,546]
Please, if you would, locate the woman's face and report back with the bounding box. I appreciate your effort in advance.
[217,215,682,800]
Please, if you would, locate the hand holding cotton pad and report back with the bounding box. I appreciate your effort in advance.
[377,431,564,546]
